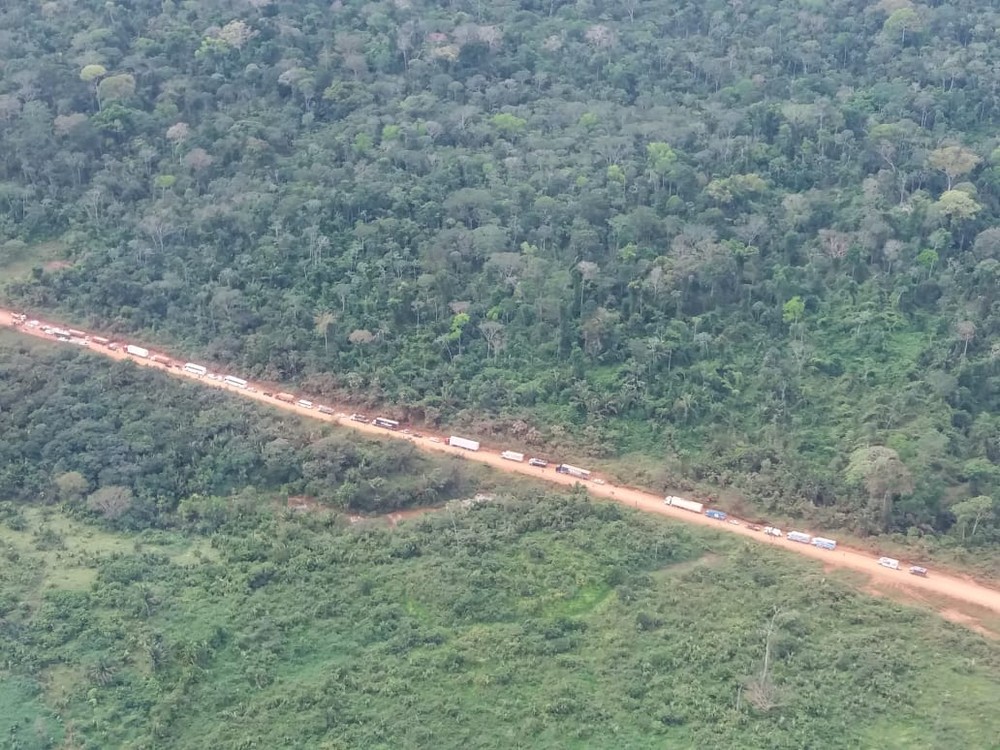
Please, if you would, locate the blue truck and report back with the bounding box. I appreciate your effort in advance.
[705,509,728,521]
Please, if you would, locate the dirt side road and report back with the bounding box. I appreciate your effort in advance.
[4,308,1000,621]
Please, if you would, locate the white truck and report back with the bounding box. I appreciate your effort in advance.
[224,375,248,389]
[556,464,591,479]
[125,345,149,358]
[449,436,480,451]
[664,496,704,514]
[184,363,208,376]
[500,450,525,462]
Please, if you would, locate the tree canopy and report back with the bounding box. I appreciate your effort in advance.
[0,0,998,547]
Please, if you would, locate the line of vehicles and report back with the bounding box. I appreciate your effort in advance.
[10,311,932,580]
[663,494,929,576]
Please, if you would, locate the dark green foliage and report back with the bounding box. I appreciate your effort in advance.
[0,334,479,526]
[1,0,999,542]
[1,498,998,749]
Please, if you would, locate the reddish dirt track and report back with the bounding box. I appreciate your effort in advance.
[4,308,1000,623]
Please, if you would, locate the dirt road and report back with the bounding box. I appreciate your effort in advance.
[4,308,1000,621]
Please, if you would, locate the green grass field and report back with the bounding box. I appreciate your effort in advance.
[0,239,68,279]
[1,497,998,750]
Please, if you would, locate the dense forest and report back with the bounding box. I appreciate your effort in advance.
[0,333,483,527]
[0,0,999,547]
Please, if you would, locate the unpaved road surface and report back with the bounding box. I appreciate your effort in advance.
[4,308,1000,622]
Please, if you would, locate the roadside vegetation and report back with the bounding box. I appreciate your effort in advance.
[0,332,483,527]
[1,0,998,553]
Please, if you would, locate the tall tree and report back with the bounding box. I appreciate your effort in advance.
[845,447,914,530]
[314,311,336,352]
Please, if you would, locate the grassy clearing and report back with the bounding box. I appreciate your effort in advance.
[0,506,216,587]
[0,239,68,279]
[0,497,998,749]
[0,676,64,750]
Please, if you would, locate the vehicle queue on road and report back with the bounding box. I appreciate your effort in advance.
[8,310,932,580]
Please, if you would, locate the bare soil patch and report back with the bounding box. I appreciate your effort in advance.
[939,609,998,640]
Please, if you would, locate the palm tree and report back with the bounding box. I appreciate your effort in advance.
[313,311,336,352]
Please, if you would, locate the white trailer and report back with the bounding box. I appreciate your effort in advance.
[449,436,480,451]
[787,531,812,544]
[556,464,591,479]
[224,375,248,389]
[125,345,149,358]
[812,537,837,551]
[184,363,208,377]
[500,450,525,462]
[664,496,704,514]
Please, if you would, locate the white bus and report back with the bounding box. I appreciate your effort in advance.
[224,375,248,389]
[297,399,314,409]
[184,363,208,376]
[372,417,400,430]
[878,557,900,570]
